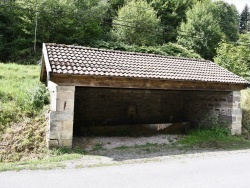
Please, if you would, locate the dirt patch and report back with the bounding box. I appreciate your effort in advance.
[73,135,181,151]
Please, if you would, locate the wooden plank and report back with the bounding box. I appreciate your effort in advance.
[50,74,247,91]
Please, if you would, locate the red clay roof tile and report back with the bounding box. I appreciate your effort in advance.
[44,43,249,85]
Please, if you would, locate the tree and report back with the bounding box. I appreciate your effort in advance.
[150,0,198,43]
[239,4,250,33]
[0,1,32,62]
[0,0,109,62]
[36,0,108,45]
[112,0,162,46]
[0,5,15,60]
[177,1,223,60]
[214,33,250,79]
[213,1,239,42]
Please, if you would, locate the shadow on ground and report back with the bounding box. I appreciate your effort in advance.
[59,135,250,162]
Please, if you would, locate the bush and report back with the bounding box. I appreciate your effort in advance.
[27,84,50,110]
[92,40,201,59]
[241,89,250,131]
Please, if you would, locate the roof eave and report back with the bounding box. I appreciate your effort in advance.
[49,73,248,91]
[40,43,52,84]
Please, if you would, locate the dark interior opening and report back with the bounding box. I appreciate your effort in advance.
[73,87,188,136]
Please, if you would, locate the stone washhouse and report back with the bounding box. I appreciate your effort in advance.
[40,43,249,148]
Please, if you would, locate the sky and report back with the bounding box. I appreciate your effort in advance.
[221,0,250,13]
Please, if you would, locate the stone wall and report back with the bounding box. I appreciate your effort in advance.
[74,87,184,135]
[184,91,242,135]
[74,88,242,136]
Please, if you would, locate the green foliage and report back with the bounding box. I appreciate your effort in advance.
[0,0,247,62]
[178,126,234,147]
[93,40,201,59]
[0,63,49,130]
[150,0,197,42]
[241,89,250,132]
[212,1,239,42]
[0,0,109,63]
[239,4,250,34]
[36,0,108,45]
[27,84,49,110]
[177,1,224,60]
[177,122,247,148]
[112,0,162,46]
[0,1,34,63]
[0,63,50,162]
[214,33,250,79]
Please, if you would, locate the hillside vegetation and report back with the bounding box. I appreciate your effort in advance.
[0,63,49,161]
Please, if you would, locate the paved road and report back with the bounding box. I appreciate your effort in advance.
[1,152,250,188]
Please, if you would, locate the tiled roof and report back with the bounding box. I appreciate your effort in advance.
[44,43,249,85]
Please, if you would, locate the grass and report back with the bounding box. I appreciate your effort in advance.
[0,147,88,172]
[177,126,250,149]
[0,62,49,162]
[0,153,81,172]
[92,143,104,151]
[0,63,49,129]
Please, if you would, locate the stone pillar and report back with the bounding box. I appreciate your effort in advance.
[47,81,75,148]
[228,91,242,135]
[218,91,242,135]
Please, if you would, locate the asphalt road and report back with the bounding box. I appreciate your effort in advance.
[1,152,250,188]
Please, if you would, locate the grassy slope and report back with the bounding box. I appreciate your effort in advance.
[0,63,49,161]
[0,63,41,127]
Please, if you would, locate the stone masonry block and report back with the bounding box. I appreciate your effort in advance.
[49,130,61,139]
[49,119,62,127]
[56,99,75,112]
[61,121,73,139]
[50,111,74,121]
[61,121,74,131]
[56,86,75,92]
[219,115,236,122]
[227,96,233,103]
[61,130,73,140]
[231,122,242,129]
[232,108,242,116]
[233,96,240,103]
[236,116,242,123]
[47,139,59,149]
[56,91,75,100]
[232,91,241,97]
[232,102,240,108]
[60,139,73,148]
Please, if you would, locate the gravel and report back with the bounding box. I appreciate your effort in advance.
[61,135,250,169]
[73,135,181,150]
